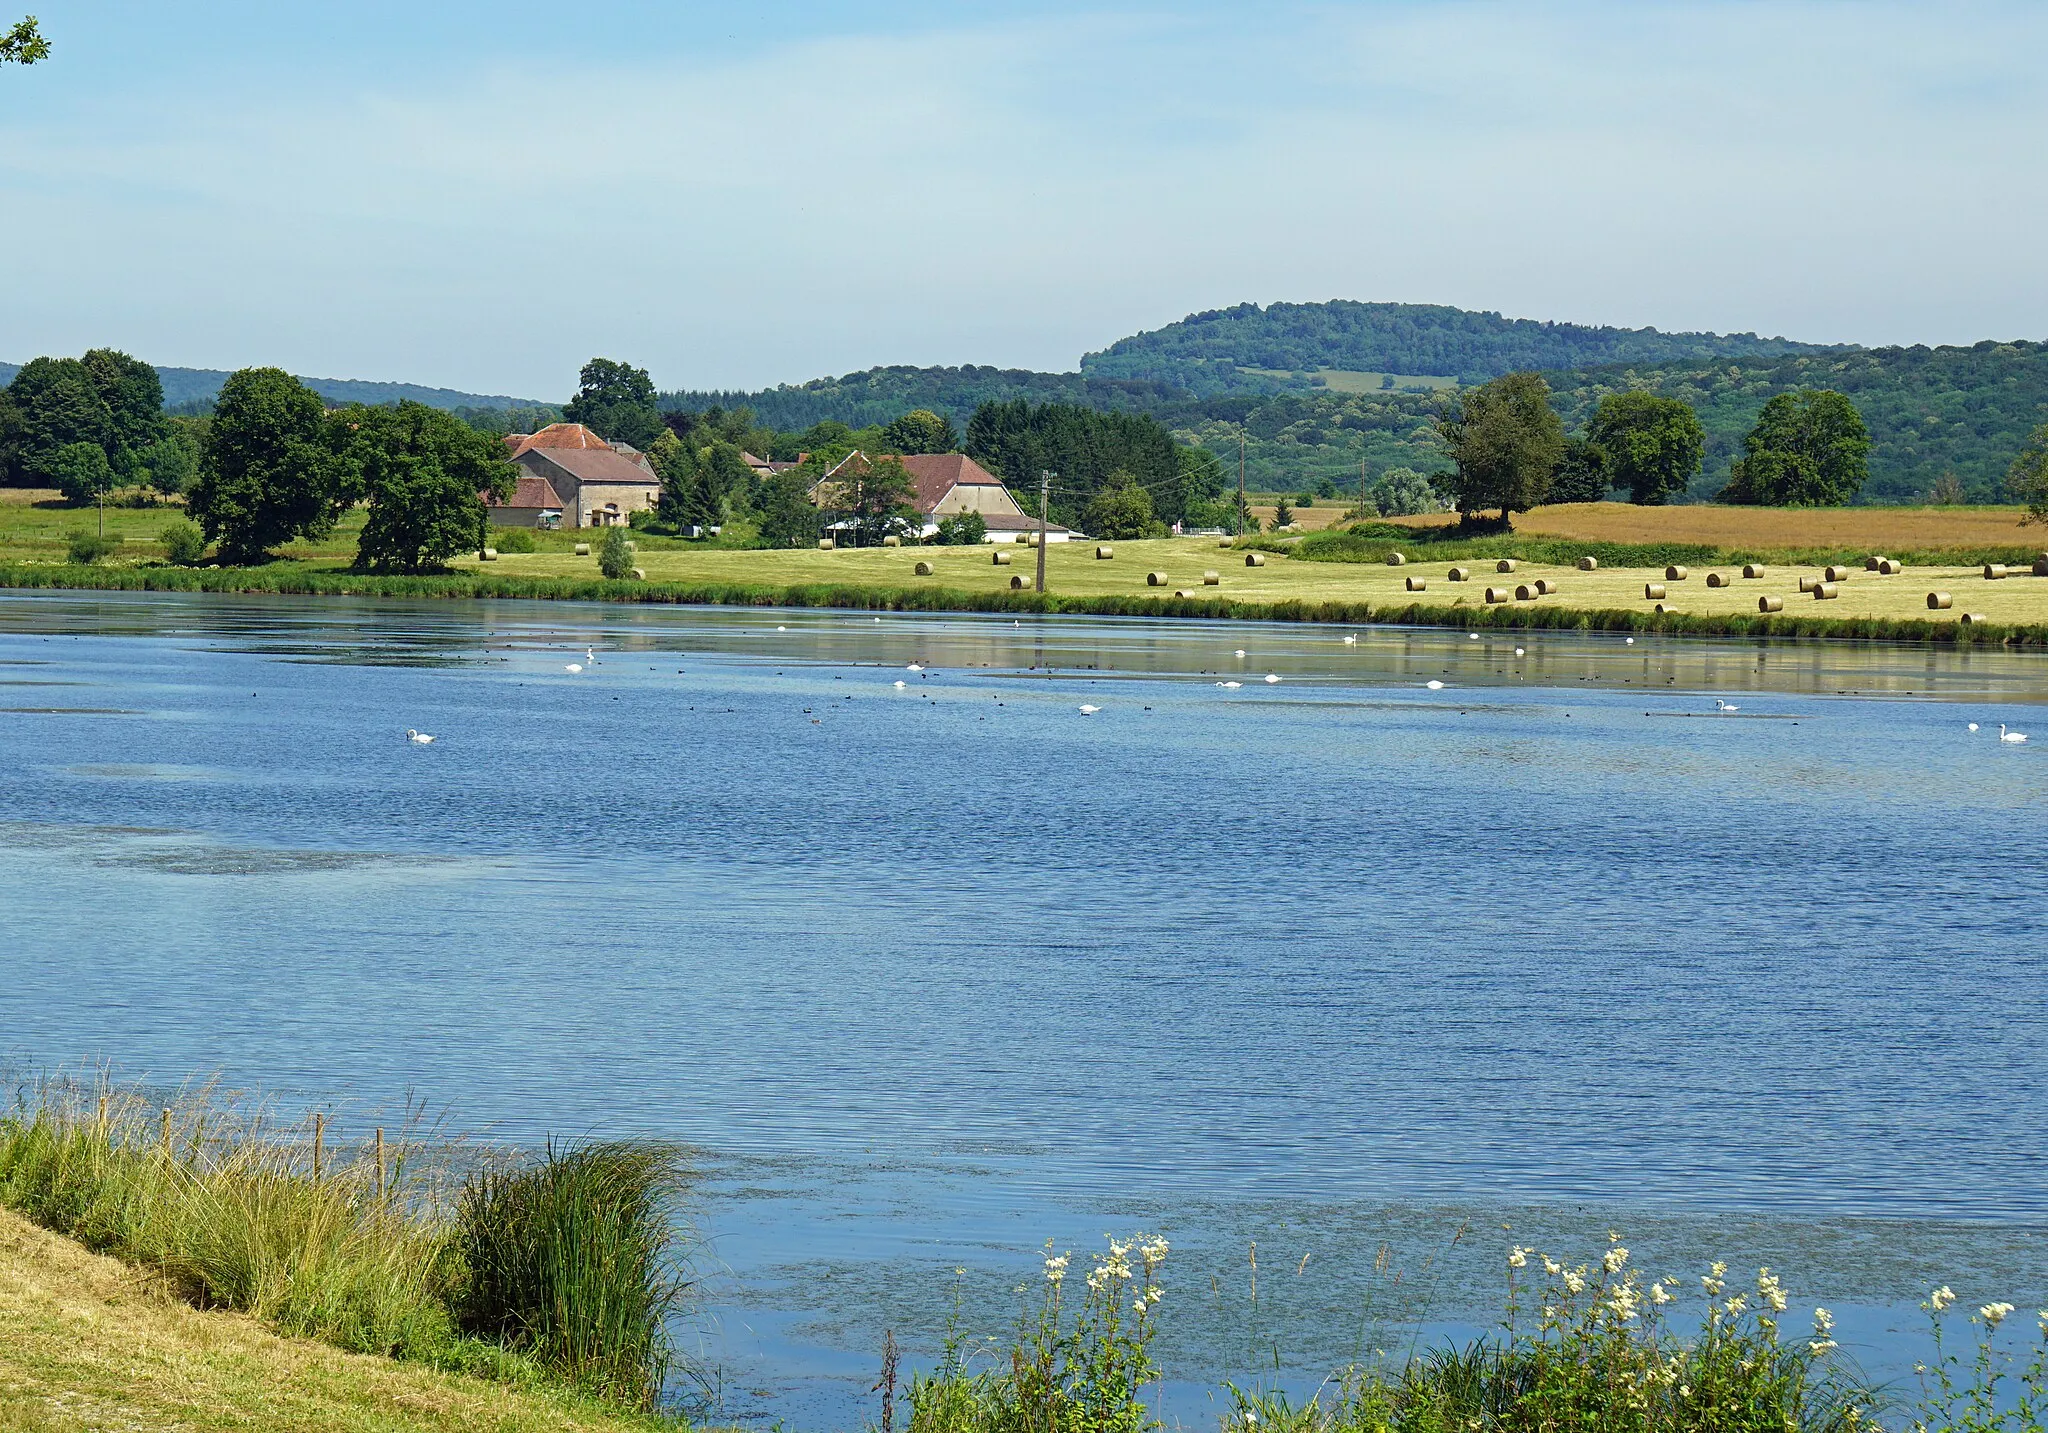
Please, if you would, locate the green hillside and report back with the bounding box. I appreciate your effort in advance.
[0,360,540,414]
[1079,300,1849,390]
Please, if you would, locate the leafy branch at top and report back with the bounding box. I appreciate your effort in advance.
[2,16,49,65]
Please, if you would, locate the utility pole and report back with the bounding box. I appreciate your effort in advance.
[1036,471,1051,594]
[1237,432,1246,541]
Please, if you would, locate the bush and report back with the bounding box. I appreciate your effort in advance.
[597,528,634,579]
[491,527,538,553]
[453,1141,689,1409]
[158,519,206,566]
[66,531,121,565]
[933,512,987,546]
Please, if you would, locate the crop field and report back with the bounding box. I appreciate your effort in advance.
[1483,501,2043,552]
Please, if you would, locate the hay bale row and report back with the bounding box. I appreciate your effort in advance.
[1927,591,1952,609]
[1665,565,1689,581]
[1096,545,1114,559]
[1245,553,1266,567]
[1448,566,1472,582]
[1644,582,1667,600]
[1743,563,1766,578]
[1813,582,1840,600]
[1405,576,1427,591]
[914,560,935,576]
[1705,571,1729,588]
[1759,595,1784,613]
[1146,570,1169,586]
[1485,586,1511,604]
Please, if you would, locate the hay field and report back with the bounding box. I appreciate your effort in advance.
[1494,502,2043,552]
[446,536,2048,627]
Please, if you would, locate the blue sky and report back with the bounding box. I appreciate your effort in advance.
[2,1,2044,400]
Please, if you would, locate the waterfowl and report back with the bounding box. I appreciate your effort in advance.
[405,729,434,744]
[2001,724,2029,743]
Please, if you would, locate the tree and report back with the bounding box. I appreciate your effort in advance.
[1081,471,1159,540]
[6,357,112,486]
[343,401,514,573]
[932,511,986,545]
[1928,472,1966,506]
[2009,423,2048,524]
[1434,371,1564,524]
[597,527,634,579]
[815,453,917,545]
[1,15,47,64]
[136,424,200,499]
[1548,437,1608,504]
[563,358,661,449]
[188,368,349,564]
[965,401,1181,528]
[158,519,206,566]
[1365,467,1443,517]
[755,469,819,548]
[1719,389,1870,506]
[80,348,165,476]
[45,441,113,519]
[1587,390,1704,506]
[1269,497,1295,531]
[880,409,958,454]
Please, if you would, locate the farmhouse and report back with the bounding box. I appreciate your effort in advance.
[486,423,660,528]
[810,451,1074,541]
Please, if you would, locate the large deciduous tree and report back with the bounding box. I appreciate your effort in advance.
[4,357,112,486]
[1588,390,1705,506]
[80,347,167,475]
[343,401,514,573]
[188,368,349,564]
[754,470,819,548]
[880,408,958,455]
[1719,389,1870,506]
[563,358,662,450]
[2009,423,2048,524]
[1081,471,1159,540]
[1434,371,1564,525]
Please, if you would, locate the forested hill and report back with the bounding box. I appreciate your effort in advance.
[0,361,538,413]
[1080,300,1853,390]
[661,365,1177,432]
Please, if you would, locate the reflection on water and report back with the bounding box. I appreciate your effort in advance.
[0,590,2044,1425]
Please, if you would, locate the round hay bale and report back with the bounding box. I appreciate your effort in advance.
[1824,565,1853,582]
[1984,563,2009,580]
[1010,574,1031,590]
[1759,595,1784,613]
[1665,565,1689,581]
[1813,581,1840,600]
[1534,578,1559,595]
[1203,570,1221,585]
[1405,575,1428,592]
[1878,558,1903,575]
[1448,566,1471,582]
[993,550,1013,565]
[1654,602,1673,614]
[914,560,934,576]
[574,542,591,556]
[1146,570,1169,586]
[1095,545,1114,559]
[1578,556,1598,571]
[480,549,498,561]
[1245,553,1267,567]
[1514,584,1535,601]
[1743,563,1766,578]
[1927,591,1952,609]
[1496,558,1518,573]
[818,538,836,551]
[1485,586,1511,604]
[1798,576,1820,593]
[1705,571,1728,588]
[2032,559,2048,577]
[882,535,901,548]
[1173,588,1194,598]
[1218,538,1235,548]
[1961,611,1991,625]
[1386,551,1407,566]
[630,567,645,580]
[1864,554,1885,571]
[1644,582,1667,600]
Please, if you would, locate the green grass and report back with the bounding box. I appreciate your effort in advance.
[1265,523,2048,572]
[0,1078,692,1420]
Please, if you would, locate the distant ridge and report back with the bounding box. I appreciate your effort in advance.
[1080,299,1854,391]
[0,361,542,413]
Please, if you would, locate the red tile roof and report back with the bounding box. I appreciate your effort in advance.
[504,423,615,458]
[897,453,1004,511]
[485,474,566,509]
[518,447,658,485]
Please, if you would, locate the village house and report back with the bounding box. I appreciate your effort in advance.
[485,423,660,528]
[809,451,1074,541]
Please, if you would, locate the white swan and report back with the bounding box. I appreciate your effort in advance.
[2000,724,2029,743]
[1515,647,1525,657]
[1217,680,1242,689]
[564,663,583,674]
[1468,633,1479,640]
[1343,634,1357,645]
[892,680,907,689]
[1625,637,1635,645]
[1234,649,1247,658]
[907,663,923,672]
[1715,699,1740,713]
[1264,673,1281,684]
[1425,679,1444,690]
[585,648,595,663]
[1968,722,1980,732]
[405,729,434,744]
[1078,704,1101,715]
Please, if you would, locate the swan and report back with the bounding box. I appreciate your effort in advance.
[1078,704,1100,715]
[1264,673,1281,684]
[2000,724,2029,743]
[1234,649,1247,658]
[1425,680,1445,690]
[1469,633,1479,640]
[1625,637,1635,645]
[1968,722,1980,732]
[1343,634,1357,645]
[1515,647,1525,657]
[777,625,787,632]
[585,648,595,662]
[1217,680,1242,689]
[1715,699,1740,713]
[907,663,923,672]
[564,663,583,673]
[405,729,434,744]
[892,680,907,689]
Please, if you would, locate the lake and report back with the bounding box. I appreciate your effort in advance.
[2,590,2044,1424]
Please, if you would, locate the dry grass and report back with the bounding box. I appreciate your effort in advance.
[0,1204,667,1432]
[1503,501,2043,552]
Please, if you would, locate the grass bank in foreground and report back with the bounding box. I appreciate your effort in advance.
[0,1080,689,1421]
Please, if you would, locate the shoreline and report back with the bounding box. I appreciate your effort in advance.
[4,561,2045,647]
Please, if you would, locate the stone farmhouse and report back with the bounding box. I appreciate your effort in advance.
[484,423,659,529]
[811,451,1073,541]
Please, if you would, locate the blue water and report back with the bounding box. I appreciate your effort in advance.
[2,591,2044,1424]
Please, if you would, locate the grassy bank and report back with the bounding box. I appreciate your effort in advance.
[0,1079,690,1419]
[4,557,2046,647]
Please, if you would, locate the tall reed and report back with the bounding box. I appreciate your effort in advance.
[453,1140,691,1411]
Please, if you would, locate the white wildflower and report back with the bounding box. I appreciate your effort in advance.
[1814,1308,1835,1335]
[1929,1286,1956,1313]
[1651,1283,1672,1306]
[1508,1246,1529,1270]
[1604,1246,1629,1275]
[1563,1268,1586,1295]
[1543,1256,1562,1277]
[1725,1295,1748,1318]
[1979,1301,2015,1329]
[1757,1268,1788,1314]
[1606,1283,1641,1322]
